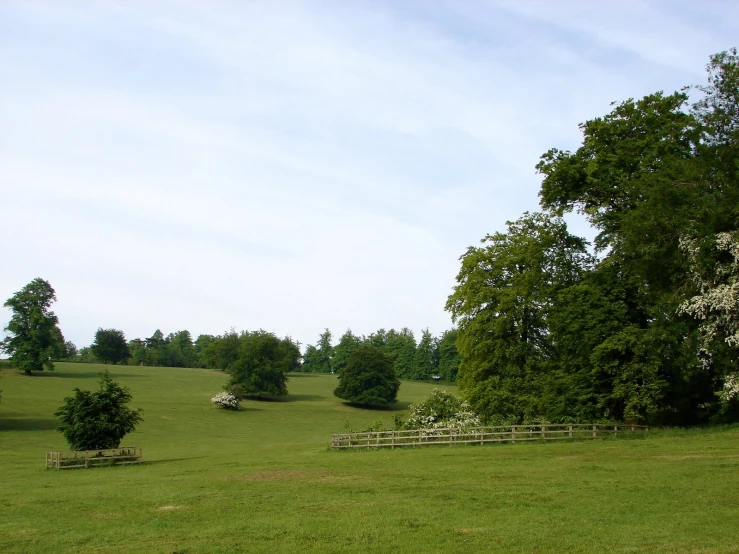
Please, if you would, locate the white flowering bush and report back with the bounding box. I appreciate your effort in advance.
[403,389,481,436]
[679,232,739,352]
[720,373,739,403]
[211,391,240,410]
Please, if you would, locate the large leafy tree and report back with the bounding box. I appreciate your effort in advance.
[436,329,461,382]
[55,370,143,450]
[446,212,592,423]
[1,278,65,374]
[302,329,333,373]
[449,49,739,425]
[226,330,296,398]
[412,328,436,380]
[331,329,363,376]
[91,328,131,365]
[384,328,416,378]
[334,343,399,406]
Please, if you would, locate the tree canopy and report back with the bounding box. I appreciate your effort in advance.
[55,370,143,450]
[225,330,299,398]
[334,343,400,406]
[1,278,65,374]
[447,49,739,425]
[92,328,130,365]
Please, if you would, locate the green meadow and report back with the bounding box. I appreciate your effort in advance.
[1,363,738,553]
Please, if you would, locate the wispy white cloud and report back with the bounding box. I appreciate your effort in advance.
[0,0,736,349]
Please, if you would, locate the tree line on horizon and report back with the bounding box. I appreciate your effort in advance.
[58,325,460,383]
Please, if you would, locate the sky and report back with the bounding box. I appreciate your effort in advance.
[1,1,737,352]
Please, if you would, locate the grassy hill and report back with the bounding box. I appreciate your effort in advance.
[1,363,738,553]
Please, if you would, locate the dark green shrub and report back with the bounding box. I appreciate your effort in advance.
[334,343,399,406]
[55,371,143,450]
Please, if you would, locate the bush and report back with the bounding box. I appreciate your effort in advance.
[225,330,296,398]
[211,391,240,410]
[403,389,481,432]
[55,370,143,450]
[334,343,399,406]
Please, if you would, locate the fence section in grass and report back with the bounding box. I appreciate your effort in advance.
[331,424,648,450]
[46,447,143,469]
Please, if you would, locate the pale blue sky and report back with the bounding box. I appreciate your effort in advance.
[1,1,737,351]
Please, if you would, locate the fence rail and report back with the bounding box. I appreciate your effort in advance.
[331,424,648,450]
[46,447,142,469]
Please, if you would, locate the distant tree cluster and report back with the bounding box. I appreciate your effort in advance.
[301,327,461,382]
[447,49,739,426]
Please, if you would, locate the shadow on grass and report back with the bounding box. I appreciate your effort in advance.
[341,401,412,411]
[275,394,325,402]
[244,394,324,403]
[0,418,59,431]
[142,456,209,466]
[33,371,147,379]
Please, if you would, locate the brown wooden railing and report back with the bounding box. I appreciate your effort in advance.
[46,447,142,469]
[331,424,648,450]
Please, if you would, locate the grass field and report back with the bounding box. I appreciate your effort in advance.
[1,363,738,553]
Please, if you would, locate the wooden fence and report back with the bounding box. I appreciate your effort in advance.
[46,447,143,469]
[331,424,648,450]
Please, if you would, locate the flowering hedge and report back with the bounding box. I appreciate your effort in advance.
[403,389,481,436]
[211,392,240,410]
[721,373,739,403]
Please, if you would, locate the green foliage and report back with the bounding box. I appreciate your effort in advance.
[436,329,460,382]
[412,328,436,380]
[1,278,65,374]
[334,343,399,406]
[447,49,739,426]
[226,330,296,398]
[384,328,417,379]
[331,329,362,376]
[62,341,78,361]
[91,328,130,365]
[54,370,143,450]
[403,389,481,430]
[75,346,99,364]
[200,329,240,370]
[302,329,333,373]
[447,212,592,423]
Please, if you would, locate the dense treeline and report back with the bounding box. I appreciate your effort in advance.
[64,326,458,382]
[447,49,739,426]
[301,328,460,382]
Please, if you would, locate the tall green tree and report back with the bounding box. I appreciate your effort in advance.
[334,343,399,406]
[446,212,592,423]
[1,278,65,374]
[226,330,294,398]
[302,329,333,373]
[200,330,240,370]
[436,329,461,382]
[385,328,416,379]
[92,328,130,365]
[331,329,363,376]
[55,370,143,450]
[412,328,436,380]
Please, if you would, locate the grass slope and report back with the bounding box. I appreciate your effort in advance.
[1,363,738,553]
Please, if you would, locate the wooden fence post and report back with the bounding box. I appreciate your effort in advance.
[511,425,516,444]
[592,425,597,439]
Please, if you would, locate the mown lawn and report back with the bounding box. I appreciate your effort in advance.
[1,363,738,553]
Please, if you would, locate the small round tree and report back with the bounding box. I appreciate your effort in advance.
[55,370,143,450]
[334,343,399,406]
